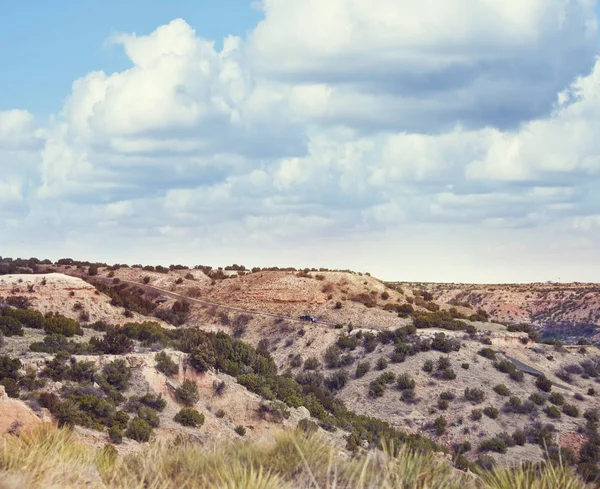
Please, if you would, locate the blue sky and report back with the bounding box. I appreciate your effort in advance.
[2,1,600,282]
[0,1,261,116]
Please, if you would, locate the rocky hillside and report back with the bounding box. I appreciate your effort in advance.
[394,282,600,344]
[1,259,600,482]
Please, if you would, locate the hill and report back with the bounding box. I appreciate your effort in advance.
[1,257,599,485]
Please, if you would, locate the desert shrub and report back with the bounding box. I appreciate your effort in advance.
[297,418,319,435]
[0,316,24,337]
[437,356,451,370]
[512,430,526,446]
[174,408,205,427]
[355,361,370,378]
[155,351,179,376]
[42,353,70,381]
[0,378,19,398]
[440,391,456,401]
[396,373,416,391]
[468,408,483,421]
[464,387,485,404]
[430,333,460,354]
[376,357,388,371]
[438,399,450,410]
[234,425,246,436]
[324,345,343,368]
[556,368,573,384]
[336,335,359,350]
[563,403,579,418]
[368,380,386,398]
[175,380,199,407]
[100,359,131,391]
[433,416,447,436]
[125,418,153,442]
[549,392,565,405]
[18,367,46,391]
[351,293,376,308]
[461,363,469,370]
[0,355,22,380]
[479,437,507,454]
[475,454,496,471]
[289,354,302,368]
[535,375,553,392]
[44,314,83,337]
[577,462,600,483]
[423,360,434,373]
[303,357,321,370]
[215,409,226,418]
[544,405,562,419]
[108,426,123,444]
[584,409,599,423]
[483,406,499,419]
[2,307,44,329]
[258,401,291,423]
[440,368,456,380]
[68,360,96,383]
[325,370,348,391]
[136,407,160,428]
[493,384,511,396]
[529,392,546,405]
[38,392,60,411]
[90,329,134,355]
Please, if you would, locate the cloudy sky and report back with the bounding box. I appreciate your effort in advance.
[2,0,600,283]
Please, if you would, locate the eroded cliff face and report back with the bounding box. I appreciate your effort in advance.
[0,385,48,434]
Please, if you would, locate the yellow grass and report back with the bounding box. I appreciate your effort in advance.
[0,427,592,489]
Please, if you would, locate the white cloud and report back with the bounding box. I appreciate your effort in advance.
[3,9,600,281]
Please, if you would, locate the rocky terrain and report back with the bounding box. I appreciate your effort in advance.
[1,257,599,482]
[396,282,600,344]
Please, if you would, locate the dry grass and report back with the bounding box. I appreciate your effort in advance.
[0,426,592,489]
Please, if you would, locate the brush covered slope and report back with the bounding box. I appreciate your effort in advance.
[1,257,600,485]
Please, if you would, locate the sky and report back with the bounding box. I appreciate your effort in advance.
[2,0,600,283]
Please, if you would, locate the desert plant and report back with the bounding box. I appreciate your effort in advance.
[175,380,200,407]
[174,408,205,427]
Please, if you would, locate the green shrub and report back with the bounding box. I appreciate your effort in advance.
[512,430,526,446]
[174,408,205,427]
[137,407,160,428]
[440,368,456,380]
[438,399,450,410]
[297,418,319,435]
[529,392,546,405]
[355,361,370,378]
[433,416,447,436]
[549,392,565,405]
[478,348,496,360]
[396,373,416,391]
[90,329,134,355]
[493,384,511,396]
[68,361,96,383]
[44,314,83,337]
[562,404,579,418]
[535,375,553,392]
[544,406,561,419]
[234,425,246,436]
[479,437,507,454]
[303,357,320,370]
[423,360,433,373]
[100,359,131,391]
[125,418,153,442]
[375,357,388,371]
[461,363,469,370]
[464,387,485,404]
[0,378,19,398]
[0,316,24,336]
[108,426,123,444]
[175,380,199,407]
[483,406,499,419]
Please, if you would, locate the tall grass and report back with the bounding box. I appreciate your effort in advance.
[0,427,593,489]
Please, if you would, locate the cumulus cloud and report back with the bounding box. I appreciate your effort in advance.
[248,0,598,130]
[2,7,600,281]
